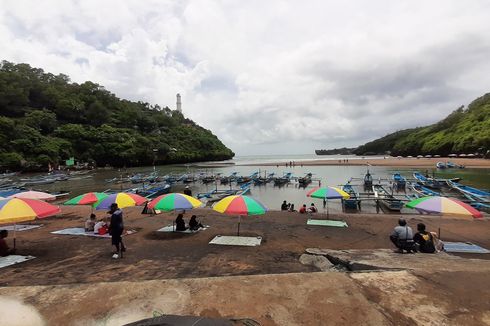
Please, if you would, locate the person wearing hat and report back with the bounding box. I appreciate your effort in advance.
[108,203,126,258]
[183,186,192,197]
[389,218,415,253]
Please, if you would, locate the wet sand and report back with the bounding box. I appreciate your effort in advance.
[247,157,490,168]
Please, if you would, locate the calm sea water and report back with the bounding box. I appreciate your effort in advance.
[33,154,490,213]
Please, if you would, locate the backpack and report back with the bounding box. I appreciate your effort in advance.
[421,232,436,253]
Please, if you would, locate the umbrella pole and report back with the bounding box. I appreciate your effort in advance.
[237,215,241,236]
[326,199,329,219]
[13,223,17,250]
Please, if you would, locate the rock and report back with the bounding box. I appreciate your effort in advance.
[299,254,333,271]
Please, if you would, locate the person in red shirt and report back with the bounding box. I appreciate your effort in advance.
[299,204,307,214]
[0,230,15,257]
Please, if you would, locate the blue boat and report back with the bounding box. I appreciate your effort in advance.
[436,162,446,169]
[373,184,404,211]
[413,172,442,189]
[342,184,361,210]
[447,180,490,202]
[392,173,406,191]
[409,182,440,197]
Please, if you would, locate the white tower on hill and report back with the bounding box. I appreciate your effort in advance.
[176,93,182,112]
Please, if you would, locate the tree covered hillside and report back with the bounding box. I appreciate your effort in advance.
[0,61,234,171]
[353,93,490,156]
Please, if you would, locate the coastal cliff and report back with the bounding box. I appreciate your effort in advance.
[0,61,234,171]
[353,93,490,156]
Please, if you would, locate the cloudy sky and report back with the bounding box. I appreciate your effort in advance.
[1,1,490,155]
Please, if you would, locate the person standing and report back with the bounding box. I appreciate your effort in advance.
[108,203,125,258]
[0,230,15,257]
[183,186,192,197]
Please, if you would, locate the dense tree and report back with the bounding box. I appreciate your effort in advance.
[0,61,234,171]
[353,93,490,156]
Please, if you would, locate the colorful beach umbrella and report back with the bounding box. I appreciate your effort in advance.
[94,192,147,210]
[0,198,61,248]
[64,192,109,206]
[212,195,267,235]
[307,186,350,218]
[148,193,203,211]
[9,190,56,201]
[406,196,483,219]
[307,187,350,199]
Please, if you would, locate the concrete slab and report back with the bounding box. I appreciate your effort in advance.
[0,255,35,269]
[307,219,348,227]
[444,242,490,254]
[157,225,210,233]
[209,235,262,246]
[0,224,41,232]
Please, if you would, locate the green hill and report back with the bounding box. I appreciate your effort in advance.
[353,93,490,156]
[0,61,234,171]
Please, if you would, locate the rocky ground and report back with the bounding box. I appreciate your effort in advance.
[0,207,489,325]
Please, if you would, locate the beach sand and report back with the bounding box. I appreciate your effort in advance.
[247,157,490,168]
[0,206,489,325]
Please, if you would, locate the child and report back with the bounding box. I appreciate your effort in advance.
[85,214,96,232]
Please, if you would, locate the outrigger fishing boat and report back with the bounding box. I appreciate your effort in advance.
[392,173,406,191]
[372,184,404,211]
[297,173,313,187]
[413,172,442,189]
[341,183,361,210]
[447,180,490,202]
[408,182,440,197]
[436,162,447,169]
[363,170,373,192]
[273,172,292,186]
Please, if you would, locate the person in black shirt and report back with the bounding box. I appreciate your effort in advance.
[189,215,204,231]
[413,223,436,253]
[281,200,288,211]
[0,230,15,257]
[183,186,192,197]
[175,213,187,231]
[108,203,126,258]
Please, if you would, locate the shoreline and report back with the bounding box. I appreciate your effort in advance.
[242,157,490,168]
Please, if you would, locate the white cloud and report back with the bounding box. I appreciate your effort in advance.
[1,0,490,155]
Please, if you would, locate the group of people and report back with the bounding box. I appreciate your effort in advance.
[390,218,443,253]
[281,201,319,214]
[84,203,126,258]
[175,213,204,231]
[280,200,296,212]
[299,203,317,214]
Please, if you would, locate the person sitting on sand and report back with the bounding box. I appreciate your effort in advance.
[183,186,192,197]
[94,218,108,235]
[299,204,307,214]
[413,223,436,253]
[308,203,318,213]
[189,215,204,231]
[281,200,288,211]
[390,218,415,253]
[0,230,15,257]
[288,204,296,212]
[85,214,96,232]
[175,213,187,231]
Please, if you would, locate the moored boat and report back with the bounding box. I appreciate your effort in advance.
[372,184,404,211]
[392,173,406,191]
[413,172,442,189]
[447,180,490,202]
[342,184,361,210]
[436,162,446,169]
